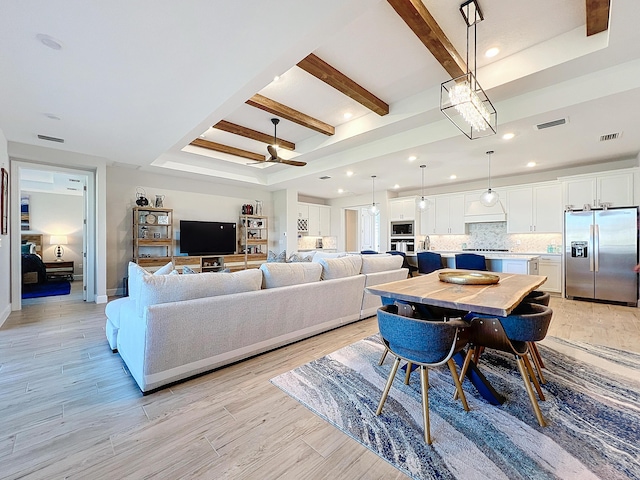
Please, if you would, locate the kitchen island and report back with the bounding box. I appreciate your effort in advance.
[407,250,541,275]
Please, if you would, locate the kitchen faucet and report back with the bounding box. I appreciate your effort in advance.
[424,235,430,251]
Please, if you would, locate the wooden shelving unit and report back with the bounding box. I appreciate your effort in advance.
[132,207,173,268]
[239,214,268,269]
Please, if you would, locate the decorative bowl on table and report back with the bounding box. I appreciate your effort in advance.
[438,271,500,285]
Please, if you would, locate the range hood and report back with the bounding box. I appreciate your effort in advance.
[464,200,506,223]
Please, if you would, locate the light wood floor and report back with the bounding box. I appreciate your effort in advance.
[1,295,639,479]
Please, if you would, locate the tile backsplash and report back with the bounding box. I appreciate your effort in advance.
[425,222,562,253]
[298,235,337,251]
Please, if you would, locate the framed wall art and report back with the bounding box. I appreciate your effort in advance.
[1,168,8,235]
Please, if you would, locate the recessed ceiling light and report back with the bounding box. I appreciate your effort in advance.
[485,47,500,58]
[408,156,417,162]
[346,171,354,177]
[527,161,536,168]
[338,188,344,194]
[393,184,400,189]
[449,174,457,180]
[36,33,62,50]
[273,75,281,82]
[502,132,515,140]
[343,112,353,120]
[44,113,61,120]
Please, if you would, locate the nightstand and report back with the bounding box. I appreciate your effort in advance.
[44,261,74,281]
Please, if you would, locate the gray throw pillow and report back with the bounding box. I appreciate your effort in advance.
[267,250,287,263]
[182,266,197,274]
[287,252,313,263]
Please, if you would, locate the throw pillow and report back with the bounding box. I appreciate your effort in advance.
[155,261,174,275]
[267,250,287,263]
[287,252,313,263]
[182,266,197,274]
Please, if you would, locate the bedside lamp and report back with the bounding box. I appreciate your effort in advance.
[49,235,68,261]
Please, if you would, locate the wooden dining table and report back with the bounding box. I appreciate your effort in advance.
[366,269,548,405]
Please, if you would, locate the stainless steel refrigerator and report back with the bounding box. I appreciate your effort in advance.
[565,207,638,306]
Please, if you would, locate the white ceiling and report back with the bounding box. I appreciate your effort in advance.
[1,0,639,200]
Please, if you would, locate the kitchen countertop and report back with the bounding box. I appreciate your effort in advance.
[413,250,544,261]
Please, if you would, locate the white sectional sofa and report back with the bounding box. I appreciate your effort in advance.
[105,254,407,393]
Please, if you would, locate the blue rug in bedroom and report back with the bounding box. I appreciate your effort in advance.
[22,280,71,299]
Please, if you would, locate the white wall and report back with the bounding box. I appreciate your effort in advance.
[106,166,273,294]
[21,191,84,276]
[0,130,10,326]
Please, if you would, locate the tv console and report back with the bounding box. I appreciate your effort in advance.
[172,253,267,273]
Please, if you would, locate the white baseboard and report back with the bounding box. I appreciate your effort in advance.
[0,302,11,328]
[95,295,108,304]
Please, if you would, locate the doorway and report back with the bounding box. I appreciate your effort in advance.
[343,206,380,253]
[10,161,97,309]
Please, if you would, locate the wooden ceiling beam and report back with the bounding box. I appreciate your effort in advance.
[586,0,610,36]
[213,120,295,151]
[387,0,466,79]
[246,94,335,136]
[189,138,264,162]
[297,54,389,116]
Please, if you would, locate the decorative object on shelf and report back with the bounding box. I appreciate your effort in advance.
[479,150,499,207]
[135,187,149,206]
[242,204,254,215]
[255,200,263,216]
[440,0,497,140]
[140,226,149,239]
[417,164,427,210]
[157,215,170,225]
[153,233,161,239]
[49,235,68,261]
[438,271,499,285]
[145,213,157,224]
[155,195,165,208]
[366,175,380,217]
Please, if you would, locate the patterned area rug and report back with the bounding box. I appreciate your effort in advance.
[271,336,640,480]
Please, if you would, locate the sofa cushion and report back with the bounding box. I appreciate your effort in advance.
[319,255,363,280]
[360,254,403,274]
[137,268,262,316]
[260,262,322,289]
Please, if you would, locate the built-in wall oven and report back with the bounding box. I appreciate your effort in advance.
[390,240,415,253]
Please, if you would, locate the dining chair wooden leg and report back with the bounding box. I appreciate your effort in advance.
[454,348,475,400]
[523,354,545,401]
[515,356,547,427]
[378,347,389,366]
[404,362,414,385]
[376,357,401,415]
[420,366,432,445]
[530,341,545,369]
[447,358,469,411]
[527,342,546,386]
[473,346,485,364]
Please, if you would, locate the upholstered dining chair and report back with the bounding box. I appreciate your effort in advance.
[376,305,470,444]
[522,291,551,384]
[416,251,443,274]
[459,302,553,427]
[454,253,487,271]
[386,251,419,277]
[360,250,378,254]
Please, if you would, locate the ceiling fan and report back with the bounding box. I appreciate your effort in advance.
[262,118,306,167]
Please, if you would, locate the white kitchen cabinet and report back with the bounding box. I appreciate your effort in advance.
[564,171,634,209]
[506,183,562,233]
[389,197,416,220]
[538,255,561,293]
[304,204,331,236]
[297,203,308,219]
[434,194,465,234]
[419,197,436,235]
[501,257,539,275]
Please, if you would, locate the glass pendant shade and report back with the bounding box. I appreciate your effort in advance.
[418,197,427,210]
[366,175,380,217]
[479,150,498,206]
[417,164,428,210]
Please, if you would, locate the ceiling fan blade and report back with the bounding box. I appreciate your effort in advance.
[267,144,278,158]
[279,159,307,167]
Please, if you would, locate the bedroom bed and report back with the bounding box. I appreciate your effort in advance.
[21,234,47,285]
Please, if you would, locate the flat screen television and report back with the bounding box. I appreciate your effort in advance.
[179,220,236,255]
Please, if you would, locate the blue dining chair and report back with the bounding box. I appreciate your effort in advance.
[460,302,553,427]
[416,251,443,274]
[376,305,470,444]
[455,253,487,271]
[386,251,419,277]
[360,250,378,255]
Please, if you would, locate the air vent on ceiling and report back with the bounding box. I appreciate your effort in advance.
[535,118,567,130]
[37,134,64,143]
[69,178,81,182]
[600,132,622,142]
[319,176,331,180]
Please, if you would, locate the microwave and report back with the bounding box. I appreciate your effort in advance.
[391,221,413,236]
